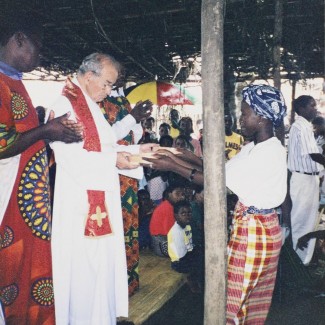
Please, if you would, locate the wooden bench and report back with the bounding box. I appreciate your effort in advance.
[120,249,187,325]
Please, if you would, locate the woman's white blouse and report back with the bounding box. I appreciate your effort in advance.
[226,137,287,209]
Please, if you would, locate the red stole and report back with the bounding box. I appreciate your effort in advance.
[62,78,112,237]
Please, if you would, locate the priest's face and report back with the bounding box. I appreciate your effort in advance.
[84,59,118,102]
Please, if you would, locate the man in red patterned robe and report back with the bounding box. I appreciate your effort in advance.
[0,11,82,324]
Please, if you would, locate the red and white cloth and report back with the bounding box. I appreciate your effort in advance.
[227,202,282,324]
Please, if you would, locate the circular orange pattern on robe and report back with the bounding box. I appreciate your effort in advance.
[11,92,29,120]
[31,278,54,306]
[17,148,52,240]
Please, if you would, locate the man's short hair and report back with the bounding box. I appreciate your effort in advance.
[292,95,314,115]
[159,122,171,131]
[165,182,185,194]
[169,109,180,119]
[147,117,155,123]
[77,52,121,77]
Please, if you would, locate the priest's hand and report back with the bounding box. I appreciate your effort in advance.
[139,143,159,153]
[116,152,139,169]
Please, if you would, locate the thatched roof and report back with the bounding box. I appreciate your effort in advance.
[1,0,324,83]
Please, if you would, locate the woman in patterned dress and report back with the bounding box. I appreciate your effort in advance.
[226,84,287,324]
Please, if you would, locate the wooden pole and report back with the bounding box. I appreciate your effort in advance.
[201,1,227,324]
[273,0,284,90]
[273,0,285,143]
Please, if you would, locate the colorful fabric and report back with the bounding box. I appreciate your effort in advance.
[149,200,175,236]
[0,72,55,324]
[225,131,244,161]
[63,78,112,237]
[101,95,139,296]
[242,84,287,127]
[227,202,282,324]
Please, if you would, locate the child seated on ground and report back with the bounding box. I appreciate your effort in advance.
[167,200,204,293]
[149,183,186,257]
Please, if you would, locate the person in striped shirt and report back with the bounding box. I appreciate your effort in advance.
[287,95,325,265]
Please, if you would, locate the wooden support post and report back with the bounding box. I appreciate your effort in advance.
[201,1,227,324]
[273,0,284,90]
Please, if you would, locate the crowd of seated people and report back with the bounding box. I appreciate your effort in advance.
[135,111,205,293]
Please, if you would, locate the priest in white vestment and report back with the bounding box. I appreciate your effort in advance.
[48,53,156,325]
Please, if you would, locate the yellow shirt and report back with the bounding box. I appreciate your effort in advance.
[170,126,180,139]
[225,132,244,161]
[167,223,193,262]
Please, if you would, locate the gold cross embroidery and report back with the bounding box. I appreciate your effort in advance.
[90,206,107,227]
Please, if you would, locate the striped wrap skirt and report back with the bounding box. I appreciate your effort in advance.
[226,202,282,325]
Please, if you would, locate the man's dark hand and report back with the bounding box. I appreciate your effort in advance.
[142,155,174,171]
[45,111,83,143]
[130,100,153,123]
[297,234,311,250]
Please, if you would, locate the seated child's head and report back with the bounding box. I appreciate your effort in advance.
[138,189,151,207]
[174,200,192,228]
[138,188,155,217]
[165,182,186,205]
[159,134,174,147]
[159,122,171,138]
[174,135,191,150]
